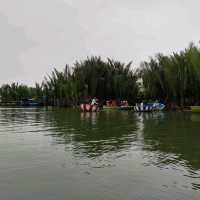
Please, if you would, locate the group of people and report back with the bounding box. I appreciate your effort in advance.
[85,97,129,107]
[106,100,129,107]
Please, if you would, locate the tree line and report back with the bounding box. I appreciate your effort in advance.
[0,57,138,106]
[1,42,200,108]
[139,42,200,108]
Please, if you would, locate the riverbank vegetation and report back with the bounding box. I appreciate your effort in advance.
[139,43,200,108]
[1,42,200,108]
[0,57,138,106]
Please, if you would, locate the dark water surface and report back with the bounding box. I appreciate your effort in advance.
[0,107,200,200]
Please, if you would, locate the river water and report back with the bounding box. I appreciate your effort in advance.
[0,107,200,200]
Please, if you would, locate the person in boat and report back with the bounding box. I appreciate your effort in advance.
[91,97,98,105]
[120,100,128,107]
[140,102,144,110]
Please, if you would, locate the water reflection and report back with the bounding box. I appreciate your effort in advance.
[45,109,140,158]
[43,109,200,176]
[140,112,200,170]
[1,108,200,172]
[139,112,200,190]
[80,112,98,126]
[0,108,200,192]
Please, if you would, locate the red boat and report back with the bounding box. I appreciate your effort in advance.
[80,104,99,112]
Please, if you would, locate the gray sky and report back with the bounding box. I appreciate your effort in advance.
[0,0,200,85]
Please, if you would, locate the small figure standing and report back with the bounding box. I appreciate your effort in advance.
[91,97,98,105]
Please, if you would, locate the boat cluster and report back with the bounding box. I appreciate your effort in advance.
[80,98,165,112]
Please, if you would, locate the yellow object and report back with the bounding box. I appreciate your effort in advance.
[103,106,118,110]
[191,106,200,113]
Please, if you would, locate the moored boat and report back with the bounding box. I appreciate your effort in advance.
[191,106,200,113]
[134,104,153,112]
[103,106,118,110]
[119,106,134,111]
[80,103,99,112]
[19,99,42,107]
[149,102,165,111]
[134,102,165,112]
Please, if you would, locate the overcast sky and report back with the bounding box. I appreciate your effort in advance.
[0,0,200,85]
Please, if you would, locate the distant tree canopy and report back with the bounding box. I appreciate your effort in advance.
[1,42,200,108]
[0,83,39,102]
[42,57,138,106]
[0,57,138,106]
[139,42,200,107]
[72,57,138,102]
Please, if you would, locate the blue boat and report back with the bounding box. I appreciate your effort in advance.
[147,102,165,111]
[19,99,42,107]
[134,102,165,112]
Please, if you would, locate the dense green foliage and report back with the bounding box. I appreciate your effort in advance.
[0,83,41,103]
[1,43,200,108]
[72,57,138,104]
[139,43,200,107]
[0,57,138,106]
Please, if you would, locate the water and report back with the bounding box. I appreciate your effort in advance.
[0,107,200,200]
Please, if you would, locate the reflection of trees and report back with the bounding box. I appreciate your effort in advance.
[2,107,199,176]
[44,109,139,158]
[0,107,43,125]
[141,112,200,171]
